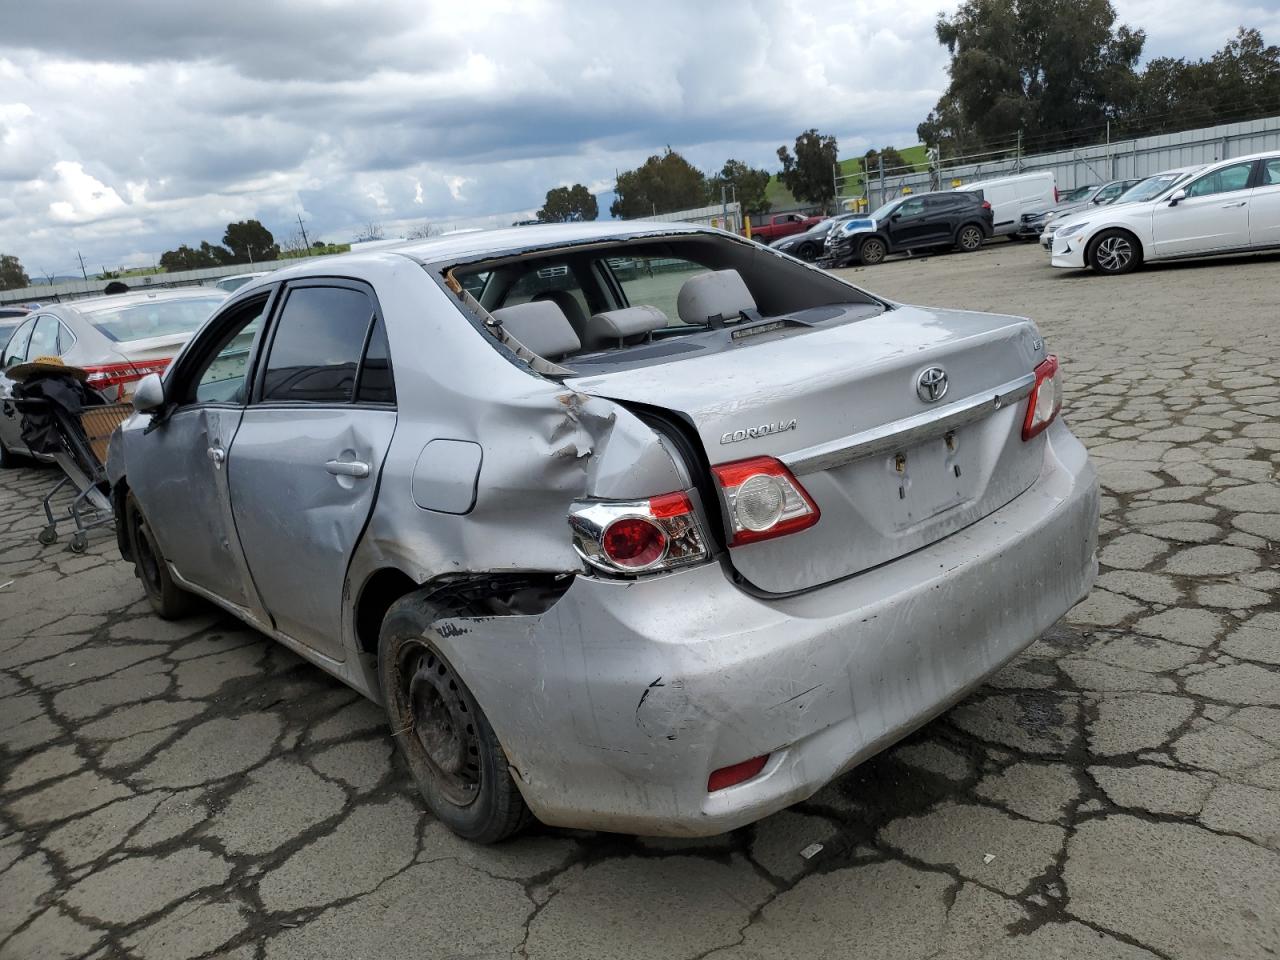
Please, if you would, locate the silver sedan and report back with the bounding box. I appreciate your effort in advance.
[0,288,226,465]
[108,223,1098,842]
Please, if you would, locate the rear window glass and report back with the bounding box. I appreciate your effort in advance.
[86,297,225,343]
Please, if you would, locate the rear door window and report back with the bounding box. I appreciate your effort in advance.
[2,318,36,368]
[26,316,60,359]
[260,285,375,404]
[1185,162,1254,198]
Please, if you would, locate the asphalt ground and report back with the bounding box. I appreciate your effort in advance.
[2,239,1278,959]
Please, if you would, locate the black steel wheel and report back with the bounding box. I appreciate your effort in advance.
[379,594,530,843]
[858,236,887,265]
[796,241,817,261]
[956,224,984,251]
[1088,229,1141,275]
[125,493,195,619]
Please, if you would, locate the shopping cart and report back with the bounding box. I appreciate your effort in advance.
[11,397,133,553]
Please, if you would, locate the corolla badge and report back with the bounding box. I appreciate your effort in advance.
[916,366,949,403]
[720,419,798,444]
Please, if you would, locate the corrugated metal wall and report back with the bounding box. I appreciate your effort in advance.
[856,114,1280,209]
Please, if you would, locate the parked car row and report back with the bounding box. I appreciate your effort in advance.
[0,289,227,466]
[1017,179,1141,240]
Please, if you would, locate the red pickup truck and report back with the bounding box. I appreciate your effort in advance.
[749,212,826,242]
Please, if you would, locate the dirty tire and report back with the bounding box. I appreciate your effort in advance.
[1087,228,1141,275]
[125,492,195,619]
[858,236,887,265]
[956,224,984,252]
[378,595,530,844]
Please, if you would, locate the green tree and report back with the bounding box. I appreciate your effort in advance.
[538,184,599,222]
[158,242,230,272]
[0,253,29,291]
[706,160,771,215]
[776,129,838,207]
[863,146,909,173]
[223,220,280,264]
[918,0,1144,148]
[610,148,707,218]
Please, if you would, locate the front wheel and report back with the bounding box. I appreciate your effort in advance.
[1087,229,1141,275]
[125,493,195,619]
[857,236,887,265]
[956,225,984,252]
[796,241,817,261]
[378,595,530,844]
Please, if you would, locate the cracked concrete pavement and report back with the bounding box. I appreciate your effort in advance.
[2,241,1278,959]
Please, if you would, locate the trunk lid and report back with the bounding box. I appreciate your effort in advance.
[567,304,1048,594]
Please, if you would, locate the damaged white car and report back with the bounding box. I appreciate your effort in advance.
[108,222,1098,842]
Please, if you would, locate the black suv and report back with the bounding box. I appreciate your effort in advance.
[823,192,994,266]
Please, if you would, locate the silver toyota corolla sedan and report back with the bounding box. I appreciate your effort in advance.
[108,222,1099,842]
[0,289,227,465]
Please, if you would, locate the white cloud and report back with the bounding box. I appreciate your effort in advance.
[0,0,1272,276]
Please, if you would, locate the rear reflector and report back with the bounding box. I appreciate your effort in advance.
[1022,355,1063,440]
[711,456,819,546]
[708,754,769,792]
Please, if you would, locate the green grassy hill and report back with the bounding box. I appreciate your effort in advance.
[765,144,928,211]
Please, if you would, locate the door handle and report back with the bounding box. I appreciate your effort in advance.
[207,446,225,466]
[325,459,370,478]
[1221,201,1247,208]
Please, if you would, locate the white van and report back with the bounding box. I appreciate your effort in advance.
[954,172,1057,237]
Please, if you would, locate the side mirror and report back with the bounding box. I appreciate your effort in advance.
[890,213,901,222]
[132,373,164,412]
[1168,189,1187,207]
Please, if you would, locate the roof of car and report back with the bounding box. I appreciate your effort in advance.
[386,220,711,265]
[59,287,229,316]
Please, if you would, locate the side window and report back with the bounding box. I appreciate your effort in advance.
[355,317,395,405]
[2,318,36,368]
[1185,162,1254,198]
[610,256,705,325]
[923,195,953,211]
[190,297,268,404]
[56,322,77,354]
[897,198,925,217]
[1096,183,1122,202]
[261,285,373,404]
[26,316,60,359]
[1264,159,1280,186]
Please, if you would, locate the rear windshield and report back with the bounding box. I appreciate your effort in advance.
[85,297,225,343]
[446,233,885,375]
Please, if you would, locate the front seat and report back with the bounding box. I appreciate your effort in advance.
[531,290,590,344]
[676,269,758,326]
[488,301,581,361]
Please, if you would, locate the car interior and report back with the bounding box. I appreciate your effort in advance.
[448,237,886,374]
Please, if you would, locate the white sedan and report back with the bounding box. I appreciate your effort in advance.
[1049,150,1280,275]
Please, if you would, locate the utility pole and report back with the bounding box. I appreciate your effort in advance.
[1016,131,1023,172]
[76,251,88,280]
[296,213,311,251]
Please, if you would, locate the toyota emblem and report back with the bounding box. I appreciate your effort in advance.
[917,367,949,403]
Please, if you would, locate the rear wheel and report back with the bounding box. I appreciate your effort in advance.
[378,595,530,844]
[956,224,984,252]
[125,493,195,619]
[1087,229,1141,275]
[858,236,887,265]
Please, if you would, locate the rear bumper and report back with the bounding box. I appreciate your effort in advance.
[436,421,1098,836]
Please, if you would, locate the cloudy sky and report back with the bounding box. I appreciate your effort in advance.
[1,0,1277,279]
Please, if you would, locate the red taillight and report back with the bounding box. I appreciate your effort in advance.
[708,754,769,792]
[568,491,709,576]
[711,456,819,546]
[1054,187,1061,203]
[601,517,667,568]
[981,200,992,211]
[1022,355,1063,441]
[83,358,171,401]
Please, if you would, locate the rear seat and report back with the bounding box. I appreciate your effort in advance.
[580,305,668,352]
[488,301,581,361]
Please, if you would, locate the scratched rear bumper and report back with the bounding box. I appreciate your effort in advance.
[433,420,1097,836]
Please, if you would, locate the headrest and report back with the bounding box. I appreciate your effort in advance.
[676,269,757,325]
[488,300,581,360]
[582,305,669,350]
